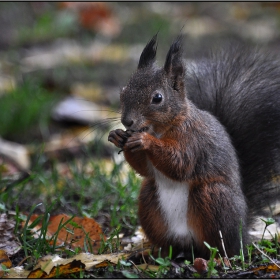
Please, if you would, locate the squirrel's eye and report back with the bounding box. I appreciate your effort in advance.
[152,93,162,104]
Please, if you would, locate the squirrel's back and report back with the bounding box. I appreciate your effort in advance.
[186,45,280,218]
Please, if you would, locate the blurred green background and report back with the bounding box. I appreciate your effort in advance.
[1,2,280,143]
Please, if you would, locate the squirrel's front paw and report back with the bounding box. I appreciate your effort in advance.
[108,129,131,148]
[124,132,150,152]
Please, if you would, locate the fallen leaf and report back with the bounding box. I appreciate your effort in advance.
[28,252,129,278]
[0,214,22,256]
[2,266,29,279]
[137,263,160,272]
[0,250,12,278]
[252,263,280,275]
[28,259,85,279]
[93,260,115,268]
[80,253,129,270]
[49,214,105,252]
[0,250,12,268]
[26,214,105,253]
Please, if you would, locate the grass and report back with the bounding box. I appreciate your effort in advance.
[1,153,140,230]
[2,118,280,278]
[0,46,142,277]
[1,149,142,275]
[0,79,59,143]
[204,242,219,277]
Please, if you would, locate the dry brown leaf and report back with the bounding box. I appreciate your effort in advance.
[137,263,160,272]
[0,250,12,268]
[252,263,280,275]
[27,214,105,253]
[48,214,105,252]
[0,214,22,256]
[31,253,129,275]
[0,249,12,278]
[0,250,154,278]
[2,266,29,279]
[27,259,85,279]
[80,253,130,270]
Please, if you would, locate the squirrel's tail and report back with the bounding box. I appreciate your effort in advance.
[185,43,280,220]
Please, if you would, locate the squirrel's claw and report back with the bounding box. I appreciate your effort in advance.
[108,129,132,149]
[124,132,147,152]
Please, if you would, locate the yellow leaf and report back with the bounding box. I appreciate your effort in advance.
[0,250,12,269]
[252,263,280,275]
[32,252,129,276]
[28,259,85,279]
[2,266,30,279]
[137,263,160,272]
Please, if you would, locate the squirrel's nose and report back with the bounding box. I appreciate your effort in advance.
[121,117,134,128]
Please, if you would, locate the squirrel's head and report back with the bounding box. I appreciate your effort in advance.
[120,35,188,136]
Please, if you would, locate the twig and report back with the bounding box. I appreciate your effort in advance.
[139,239,147,265]
[129,259,141,273]
[219,230,232,268]
[17,256,31,267]
[252,242,280,269]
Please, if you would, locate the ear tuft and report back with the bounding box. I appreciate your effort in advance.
[138,34,158,69]
[164,35,183,74]
[164,35,185,92]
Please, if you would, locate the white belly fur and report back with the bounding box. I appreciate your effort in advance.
[153,168,193,242]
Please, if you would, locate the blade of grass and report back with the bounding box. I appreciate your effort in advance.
[21,203,43,259]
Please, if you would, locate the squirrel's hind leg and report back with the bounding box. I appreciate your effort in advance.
[138,178,169,246]
[188,181,248,258]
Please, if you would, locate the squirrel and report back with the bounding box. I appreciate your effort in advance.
[108,34,280,259]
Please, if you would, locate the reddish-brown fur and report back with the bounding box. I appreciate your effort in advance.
[138,178,169,246]
[108,35,248,258]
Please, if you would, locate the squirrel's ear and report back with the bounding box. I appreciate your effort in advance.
[138,34,157,69]
[164,35,185,91]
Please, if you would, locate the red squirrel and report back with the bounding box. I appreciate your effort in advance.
[108,34,280,258]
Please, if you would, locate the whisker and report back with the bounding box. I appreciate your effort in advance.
[63,117,120,148]
[82,117,123,143]
[88,118,120,129]
[95,121,123,147]
[60,96,121,113]
[66,109,121,118]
